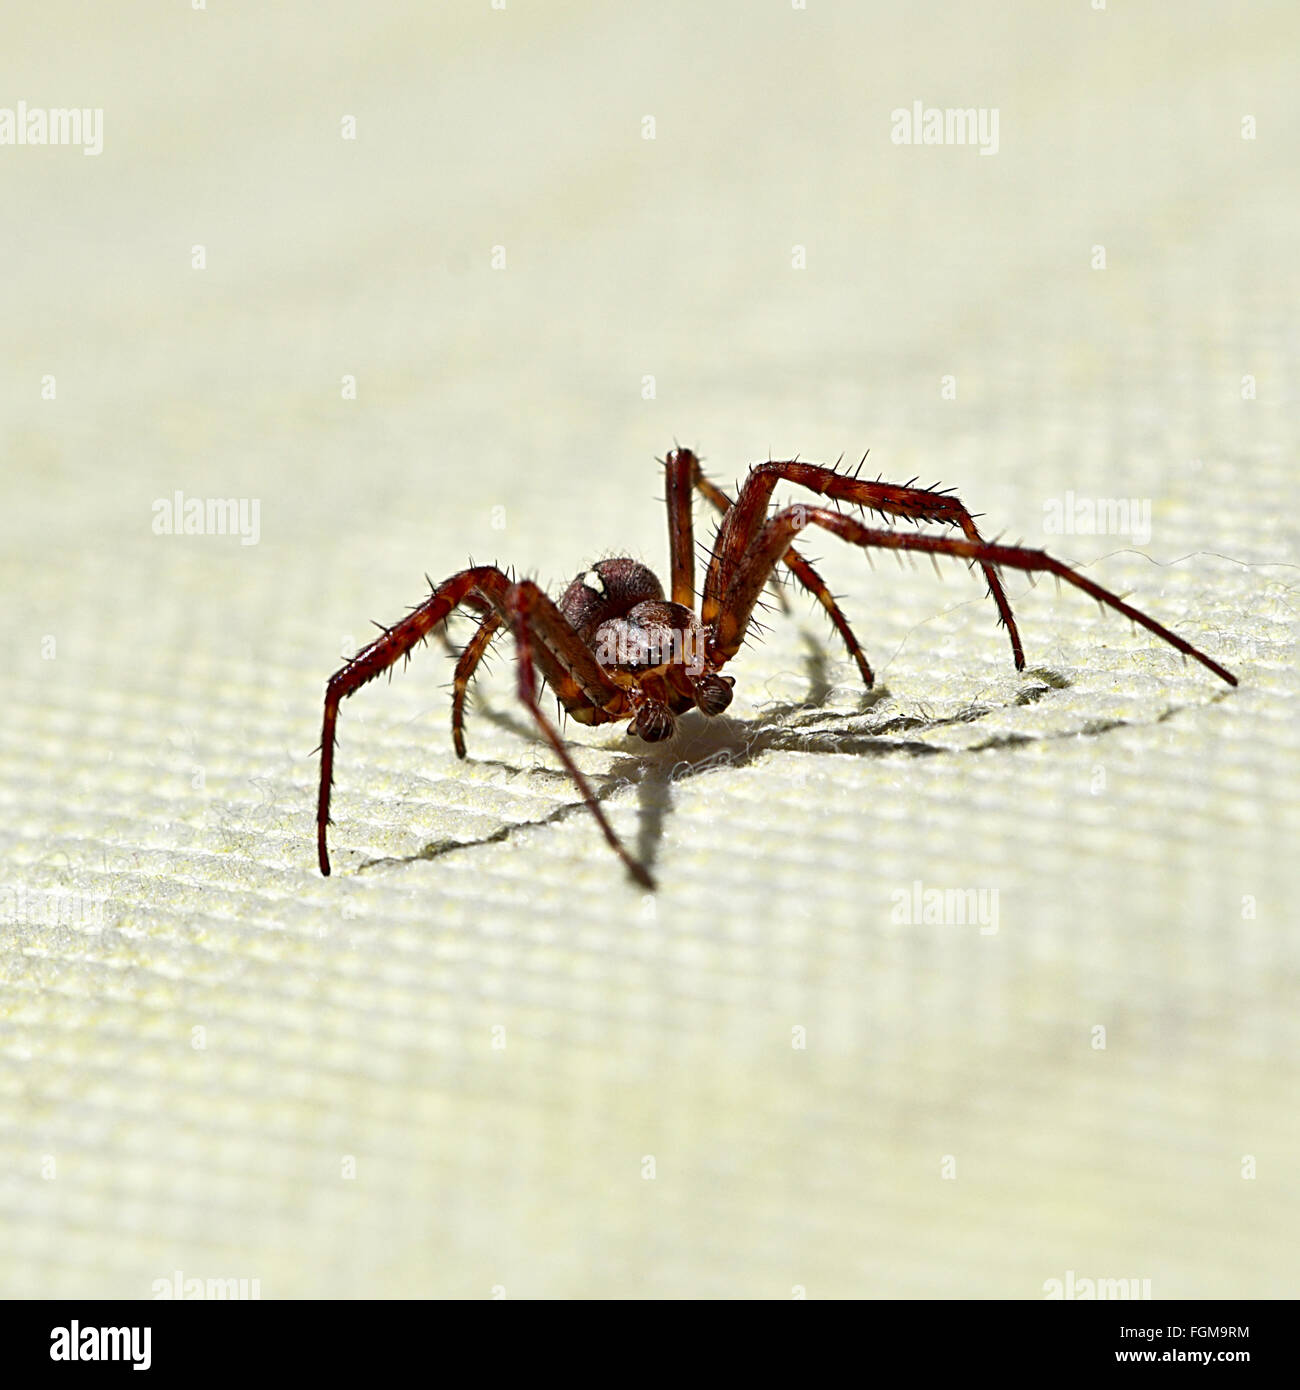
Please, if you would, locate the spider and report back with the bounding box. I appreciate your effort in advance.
[316,448,1237,887]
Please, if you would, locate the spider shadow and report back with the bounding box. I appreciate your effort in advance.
[607,635,1085,875]
[616,653,1225,880]
[611,690,992,878]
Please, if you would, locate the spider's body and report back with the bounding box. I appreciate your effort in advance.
[556,558,733,739]
[316,448,1237,887]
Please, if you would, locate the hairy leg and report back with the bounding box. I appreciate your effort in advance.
[708,505,1237,686]
[664,448,696,607]
[450,610,502,758]
[318,566,627,875]
[672,448,875,687]
[506,581,653,889]
[703,459,1026,669]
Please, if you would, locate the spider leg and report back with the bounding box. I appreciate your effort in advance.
[450,610,502,758]
[670,448,874,688]
[505,581,654,890]
[318,566,627,876]
[703,459,1026,670]
[708,505,1237,687]
[433,590,491,663]
[664,448,696,607]
[770,549,875,688]
[319,565,506,874]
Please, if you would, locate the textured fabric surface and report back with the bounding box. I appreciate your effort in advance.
[1,2,1297,1298]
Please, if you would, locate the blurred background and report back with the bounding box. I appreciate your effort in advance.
[0,1,1296,1297]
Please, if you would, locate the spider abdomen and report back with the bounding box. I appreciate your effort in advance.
[558,557,665,639]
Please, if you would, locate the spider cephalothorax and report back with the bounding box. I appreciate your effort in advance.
[557,557,734,743]
[316,447,1237,887]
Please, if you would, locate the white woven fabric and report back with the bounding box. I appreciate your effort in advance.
[1,1,1296,1297]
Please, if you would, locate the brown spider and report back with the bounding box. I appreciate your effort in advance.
[316,448,1237,887]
